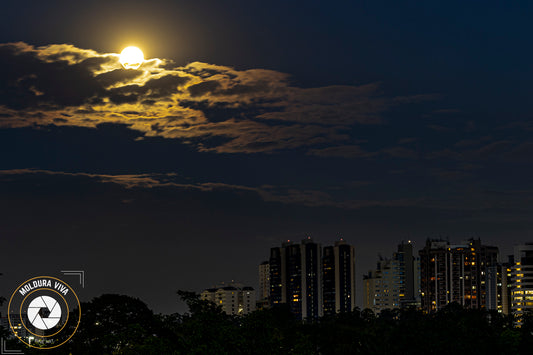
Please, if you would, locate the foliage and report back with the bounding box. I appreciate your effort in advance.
[3,291,533,354]
[0,273,7,340]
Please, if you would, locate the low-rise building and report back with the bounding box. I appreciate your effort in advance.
[201,283,256,316]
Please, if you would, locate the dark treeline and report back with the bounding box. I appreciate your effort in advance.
[3,291,533,354]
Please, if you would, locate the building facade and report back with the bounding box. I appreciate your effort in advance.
[511,243,533,326]
[269,238,323,320]
[419,238,498,313]
[201,283,256,316]
[363,241,420,313]
[322,239,356,316]
[486,256,513,315]
[257,261,270,308]
[363,257,397,312]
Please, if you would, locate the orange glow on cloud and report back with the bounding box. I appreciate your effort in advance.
[0,42,429,154]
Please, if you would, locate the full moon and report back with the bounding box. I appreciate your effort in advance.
[119,46,144,70]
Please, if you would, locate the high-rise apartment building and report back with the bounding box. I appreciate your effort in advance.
[486,256,513,315]
[419,238,498,313]
[363,257,397,312]
[259,261,270,300]
[363,241,420,313]
[322,239,356,315]
[511,243,533,326]
[397,242,421,307]
[269,238,323,320]
[270,246,285,306]
[257,261,270,309]
[201,283,256,315]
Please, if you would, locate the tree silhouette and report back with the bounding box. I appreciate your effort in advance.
[3,290,531,354]
[67,294,175,355]
[175,290,244,354]
[0,273,7,340]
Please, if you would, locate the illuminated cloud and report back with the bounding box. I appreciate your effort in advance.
[0,42,427,154]
[2,169,532,217]
[0,169,168,188]
[0,169,419,209]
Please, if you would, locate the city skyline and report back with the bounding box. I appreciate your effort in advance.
[259,237,531,324]
[202,236,522,314]
[2,1,533,317]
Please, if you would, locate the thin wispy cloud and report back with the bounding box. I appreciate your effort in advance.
[3,168,531,215]
[0,168,423,210]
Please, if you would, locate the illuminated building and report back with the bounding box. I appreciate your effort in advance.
[269,238,323,320]
[0,317,12,339]
[419,238,498,313]
[322,239,356,316]
[363,259,393,313]
[511,243,533,326]
[201,283,256,316]
[3,314,30,340]
[257,261,270,309]
[397,242,421,308]
[269,246,284,306]
[363,241,420,313]
[486,256,513,315]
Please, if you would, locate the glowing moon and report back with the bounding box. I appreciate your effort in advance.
[119,46,144,69]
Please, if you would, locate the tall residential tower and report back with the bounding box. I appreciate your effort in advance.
[257,261,270,309]
[511,243,533,326]
[269,238,323,320]
[419,238,498,313]
[322,239,356,315]
[363,241,420,313]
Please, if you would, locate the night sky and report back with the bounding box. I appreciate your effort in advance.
[1,1,533,314]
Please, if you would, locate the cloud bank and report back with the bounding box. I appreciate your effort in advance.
[0,42,419,154]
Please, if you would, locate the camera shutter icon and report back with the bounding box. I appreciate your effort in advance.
[27,296,62,330]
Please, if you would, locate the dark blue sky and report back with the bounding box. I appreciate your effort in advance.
[1,0,532,313]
